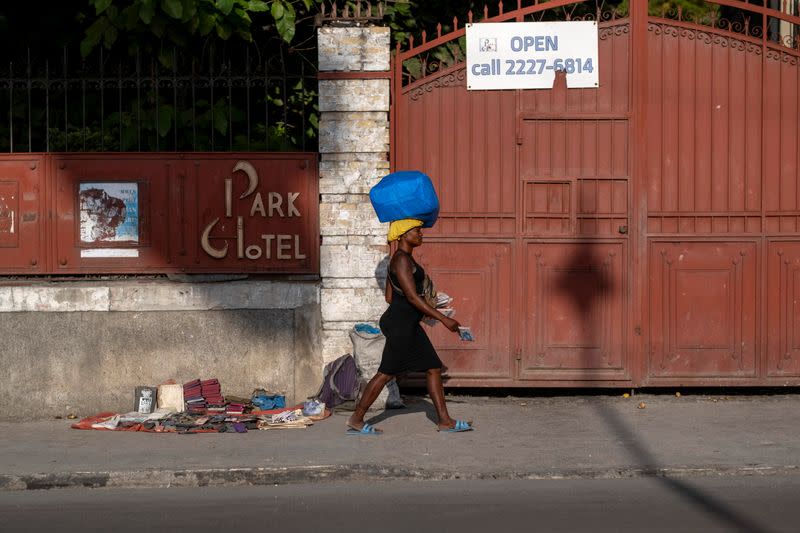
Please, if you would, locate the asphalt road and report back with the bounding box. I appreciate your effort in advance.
[1,476,798,533]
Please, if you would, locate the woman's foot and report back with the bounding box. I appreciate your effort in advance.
[437,419,473,432]
[347,415,383,434]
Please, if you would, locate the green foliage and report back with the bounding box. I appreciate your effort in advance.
[383,1,501,82]
[272,1,297,42]
[63,0,322,151]
[608,0,715,21]
[43,91,306,152]
[81,0,319,63]
[403,35,465,80]
[381,0,416,47]
[381,1,484,48]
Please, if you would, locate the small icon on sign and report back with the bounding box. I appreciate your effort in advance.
[480,38,497,52]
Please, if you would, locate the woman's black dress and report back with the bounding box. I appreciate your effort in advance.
[378,251,444,375]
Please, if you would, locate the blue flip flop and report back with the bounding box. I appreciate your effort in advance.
[346,423,382,435]
[439,420,473,433]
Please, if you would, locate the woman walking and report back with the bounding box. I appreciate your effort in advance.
[346,218,474,435]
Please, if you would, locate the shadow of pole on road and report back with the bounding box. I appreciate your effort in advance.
[555,242,773,533]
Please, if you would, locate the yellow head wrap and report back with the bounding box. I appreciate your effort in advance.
[387,219,423,242]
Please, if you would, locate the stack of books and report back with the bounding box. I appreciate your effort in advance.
[183,379,206,413]
[185,399,207,414]
[186,400,206,415]
[183,379,202,401]
[183,379,206,414]
[201,378,224,404]
[181,377,239,416]
[206,404,226,415]
[226,402,245,415]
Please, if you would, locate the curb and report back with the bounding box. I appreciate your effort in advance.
[1,464,798,491]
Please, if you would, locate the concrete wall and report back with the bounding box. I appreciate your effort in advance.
[317,26,392,365]
[0,280,321,419]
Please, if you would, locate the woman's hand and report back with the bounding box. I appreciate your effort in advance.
[442,317,461,333]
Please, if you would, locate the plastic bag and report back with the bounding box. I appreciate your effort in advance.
[369,170,440,228]
[350,323,405,409]
[252,389,286,410]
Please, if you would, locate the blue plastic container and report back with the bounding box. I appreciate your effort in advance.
[369,170,440,228]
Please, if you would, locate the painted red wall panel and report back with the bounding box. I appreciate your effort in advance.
[767,242,800,376]
[415,242,514,380]
[0,153,318,275]
[649,242,758,378]
[0,156,46,273]
[522,242,628,381]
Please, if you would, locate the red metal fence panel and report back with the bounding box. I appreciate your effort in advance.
[0,153,318,275]
[416,241,515,382]
[521,241,628,382]
[648,241,758,379]
[767,241,800,378]
[0,155,46,273]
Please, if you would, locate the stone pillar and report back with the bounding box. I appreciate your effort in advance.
[317,26,391,365]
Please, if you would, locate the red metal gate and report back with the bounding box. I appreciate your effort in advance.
[392,0,800,386]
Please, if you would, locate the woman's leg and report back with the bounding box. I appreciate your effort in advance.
[426,368,457,429]
[347,371,394,430]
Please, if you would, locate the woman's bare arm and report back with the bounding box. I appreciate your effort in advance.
[392,254,460,331]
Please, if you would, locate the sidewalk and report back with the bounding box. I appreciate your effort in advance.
[1,392,799,491]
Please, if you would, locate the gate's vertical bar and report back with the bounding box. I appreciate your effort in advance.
[63,48,68,152]
[136,50,141,151]
[173,48,178,151]
[630,0,648,384]
[245,47,251,151]
[281,47,288,149]
[27,49,31,152]
[510,3,524,377]
[9,60,13,153]
[210,46,215,151]
[191,58,196,151]
[45,60,49,152]
[155,54,160,151]
[228,58,233,151]
[100,48,104,151]
[118,63,123,151]
[82,56,86,152]
[300,60,306,151]
[264,56,269,150]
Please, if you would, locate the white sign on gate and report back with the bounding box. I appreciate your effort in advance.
[466,21,599,90]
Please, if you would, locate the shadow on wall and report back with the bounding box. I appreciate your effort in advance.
[375,254,390,291]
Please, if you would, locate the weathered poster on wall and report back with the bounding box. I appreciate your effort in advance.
[79,182,139,244]
[466,21,599,90]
